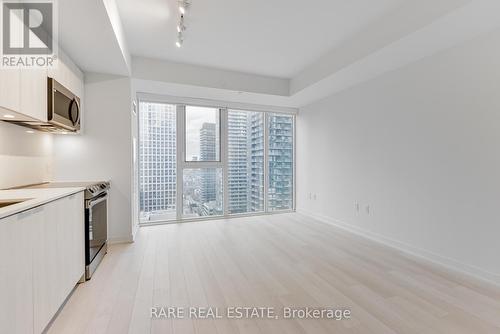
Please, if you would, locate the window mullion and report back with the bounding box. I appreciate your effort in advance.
[176,104,186,220]
[221,108,229,216]
[264,112,269,213]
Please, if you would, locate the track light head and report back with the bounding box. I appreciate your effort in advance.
[176,33,183,48]
[178,1,189,14]
[177,15,186,33]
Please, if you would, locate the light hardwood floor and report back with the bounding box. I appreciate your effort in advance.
[48,213,500,334]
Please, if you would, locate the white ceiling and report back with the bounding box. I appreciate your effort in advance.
[58,0,130,75]
[116,0,404,78]
[57,0,500,108]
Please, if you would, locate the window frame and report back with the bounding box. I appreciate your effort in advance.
[137,93,296,224]
[178,104,226,219]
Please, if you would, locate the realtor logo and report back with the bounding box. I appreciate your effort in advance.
[1,0,57,68]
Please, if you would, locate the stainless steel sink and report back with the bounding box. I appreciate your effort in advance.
[0,199,30,208]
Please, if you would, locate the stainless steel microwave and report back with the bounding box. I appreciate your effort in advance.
[47,77,81,132]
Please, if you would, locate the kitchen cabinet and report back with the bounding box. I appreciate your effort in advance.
[0,192,85,334]
[0,68,20,113]
[33,192,85,333]
[0,47,83,123]
[19,68,48,122]
[0,206,39,334]
[48,49,84,101]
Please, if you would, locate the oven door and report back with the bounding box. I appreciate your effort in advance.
[85,194,108,265]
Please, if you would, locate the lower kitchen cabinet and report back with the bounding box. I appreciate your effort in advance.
[0,206,39,334]
[0,191,85,334]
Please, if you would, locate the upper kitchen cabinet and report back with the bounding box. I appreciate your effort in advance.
[48,49,84,100]
[0,47,83,124]
[0,68,20,114]
[19,68,48,122]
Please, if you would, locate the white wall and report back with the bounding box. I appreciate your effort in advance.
[53,73,134,243]
[297,28,500,285]
[132,57,289,97]
[0,122,53,189]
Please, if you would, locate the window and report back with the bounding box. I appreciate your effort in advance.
[138,98,294,223]
[227,110,264,214]
[185,106,220,162]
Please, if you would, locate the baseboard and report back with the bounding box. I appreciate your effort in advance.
[296,209,500,288]
[107,235,134,245]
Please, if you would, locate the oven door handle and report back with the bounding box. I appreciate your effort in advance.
[86,194,108,210]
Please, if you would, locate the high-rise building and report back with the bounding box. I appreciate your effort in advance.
[139,103,177,220]
[228,111,249,214]
[200,122,217,204]
[268,114,293,210]
[200,122,217,162]
[227,111,293,213]
[249,112,265,212]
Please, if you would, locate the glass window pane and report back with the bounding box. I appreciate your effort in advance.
[183,168,223,217]
[139,102,177,223]
[227,110,264,214]
[185,106,220,162]
[268,113,293,211]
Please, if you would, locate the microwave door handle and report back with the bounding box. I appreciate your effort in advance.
[72,99,81,125]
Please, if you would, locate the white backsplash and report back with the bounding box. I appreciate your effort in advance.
[0,121,53,189]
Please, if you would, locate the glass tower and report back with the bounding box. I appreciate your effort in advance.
[139,102,177,221]
[268,114,293,210]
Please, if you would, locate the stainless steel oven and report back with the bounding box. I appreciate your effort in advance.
[85,182,110,280]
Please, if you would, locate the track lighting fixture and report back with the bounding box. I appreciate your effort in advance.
[175,1,190,48]
[176,33,183,48]
[178,0,189,15]
[177,15,186,33]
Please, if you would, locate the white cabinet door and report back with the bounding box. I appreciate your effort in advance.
[33,200,59,333]
[54,192,85,300]
[0,207,41,334]
[19,68,48,122]
[32,192,85,333]
[48,49,84,98]
[0,68,20,113]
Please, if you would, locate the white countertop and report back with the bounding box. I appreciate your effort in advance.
[0,187,85,220]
